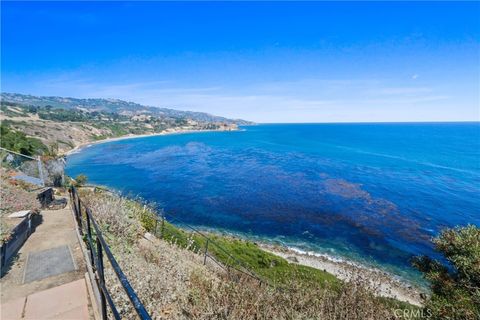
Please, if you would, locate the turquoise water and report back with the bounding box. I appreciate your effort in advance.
[66,123,480,283]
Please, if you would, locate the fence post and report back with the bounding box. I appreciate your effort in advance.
[203,239,209,265]
[154,218,158,237]
[37,156,45,187]
[97,240,107,320]
[160,213,165,239]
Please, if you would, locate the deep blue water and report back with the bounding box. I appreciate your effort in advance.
[66,123,480,283]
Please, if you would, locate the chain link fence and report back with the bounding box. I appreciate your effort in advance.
[0,147,66,187]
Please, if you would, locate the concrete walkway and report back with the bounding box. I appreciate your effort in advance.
[1,279,89,319]
[1,197,93,319]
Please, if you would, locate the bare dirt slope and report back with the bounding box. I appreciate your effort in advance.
[1,111,111,154]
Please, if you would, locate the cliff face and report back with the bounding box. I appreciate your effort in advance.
[0,112,109,154]
[0,97,243,154]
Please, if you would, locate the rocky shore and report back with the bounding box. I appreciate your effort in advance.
[259,243,427,306]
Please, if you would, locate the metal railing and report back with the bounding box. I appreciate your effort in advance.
[88,186,269,286]
[152,210,269,287]
[69,186,151,320]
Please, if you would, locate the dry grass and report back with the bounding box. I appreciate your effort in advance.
[83,190,219,319]
[82,190,416,319]
[0,169,41,242]
[182,270,399,320]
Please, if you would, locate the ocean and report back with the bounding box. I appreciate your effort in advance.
[66,123,480,284]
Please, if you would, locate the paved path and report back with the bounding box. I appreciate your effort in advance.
[1,197,92,319]
[1,279,89,319]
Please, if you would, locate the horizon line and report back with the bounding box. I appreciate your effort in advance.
[2,92,478,124]
[254,121,480,125]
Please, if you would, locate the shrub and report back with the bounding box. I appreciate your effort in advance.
[0,124,47,156]
[74,174,88,186]
[183,270,398,320]
[413,225,480,320]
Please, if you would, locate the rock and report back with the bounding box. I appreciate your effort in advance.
[144,232,156,242]
[8,210,31,218]
[270,260,279,267]
[286,256,299,263]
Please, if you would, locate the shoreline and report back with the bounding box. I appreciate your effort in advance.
[65,129,427,307]
[258,242,426,306]
[191,225,427,306]
[81,183,427,306]
[64,127,240,156]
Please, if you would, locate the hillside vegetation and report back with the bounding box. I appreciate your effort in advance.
[80,188,419,319]
[0,124,47,156]
[0,97,241,155]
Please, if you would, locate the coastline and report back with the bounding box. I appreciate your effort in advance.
[258,243,426,306]
[192,226,427,306]
[76,184,426,307]
[64,127,240,156]
[64,127,427,307]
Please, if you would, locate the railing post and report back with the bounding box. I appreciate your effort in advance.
[97,240,107,320]
[76,193,83,231]
[70,188,76,215]
[86,211,92,238]
[86,211,94,267]
[72,188,80,226]
[203,239,209,265]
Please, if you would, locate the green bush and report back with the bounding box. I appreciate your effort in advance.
[413,225,480,320]
[158,221,339,287]
[0,124,47,156]
[138,207,158,233]
[74,174,88,186]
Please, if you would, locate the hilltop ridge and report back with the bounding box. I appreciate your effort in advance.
[0,93,252,155]
[1,93,254,126]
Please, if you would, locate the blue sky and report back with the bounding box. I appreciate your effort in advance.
[2,1,479,123]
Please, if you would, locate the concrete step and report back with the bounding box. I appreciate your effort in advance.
[1,278,90,320]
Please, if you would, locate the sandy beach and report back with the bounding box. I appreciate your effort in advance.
[259,243,426,306]
[64,126,429,307]
[64,127,240,156]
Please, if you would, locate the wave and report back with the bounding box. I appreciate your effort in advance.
[336,146,479,175]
